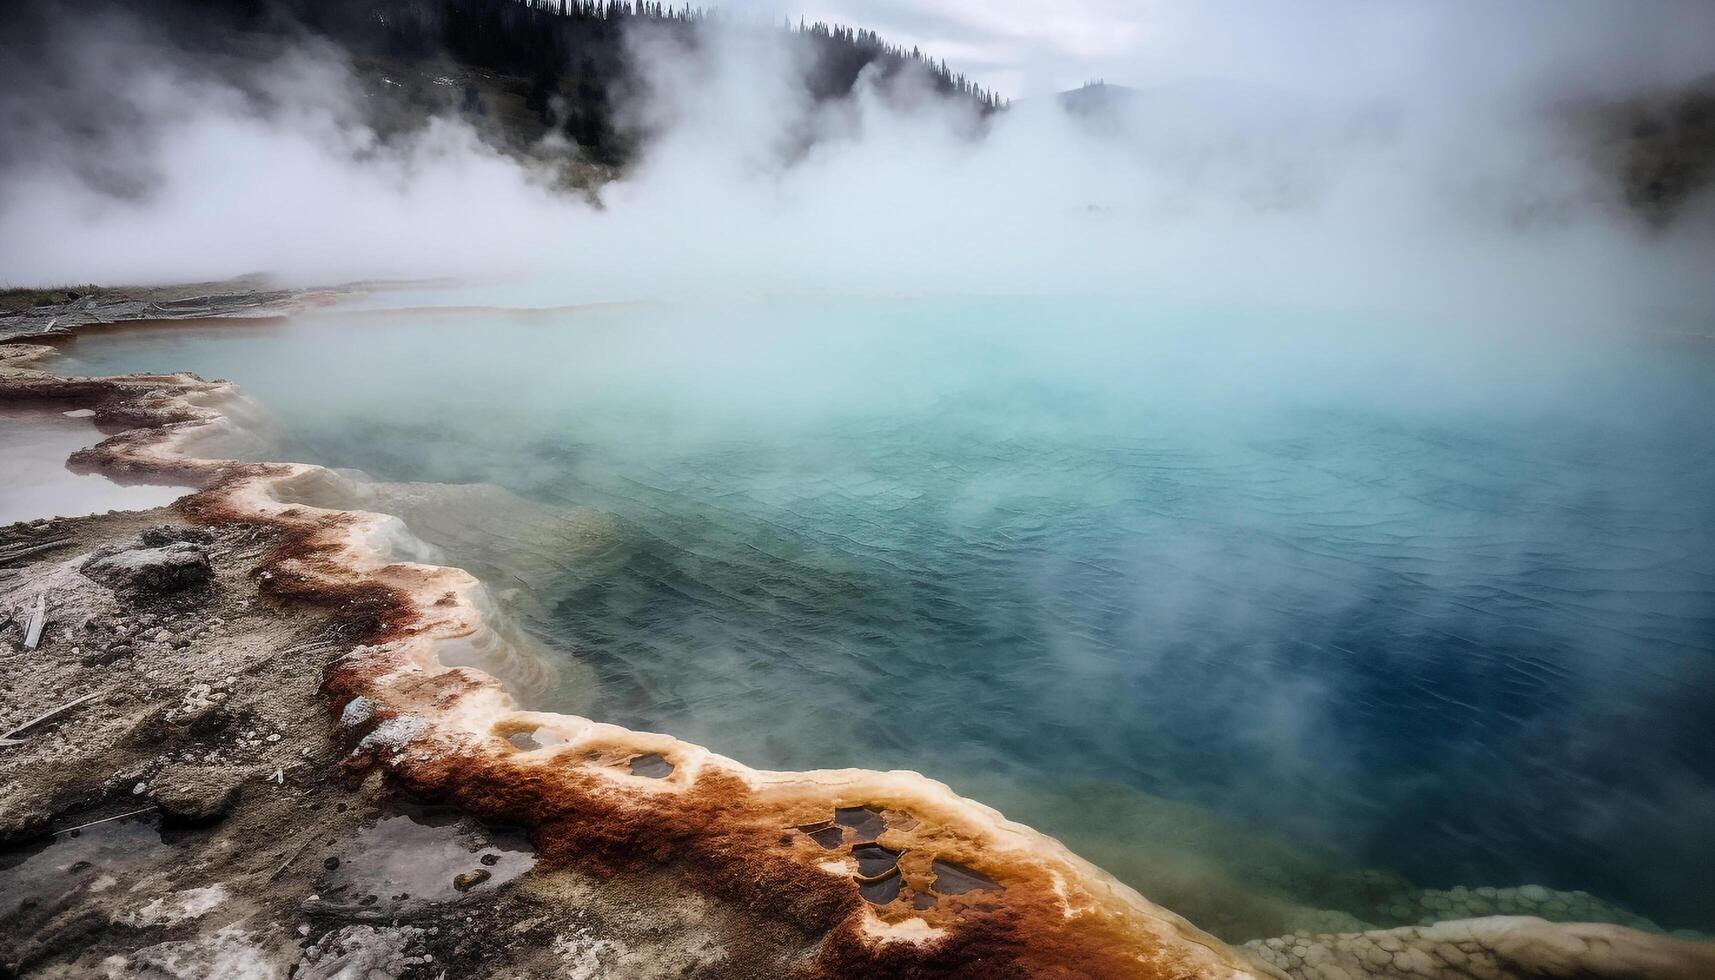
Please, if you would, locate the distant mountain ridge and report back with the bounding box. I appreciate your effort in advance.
[1043,76,1714,228]
[1057,80,1142,115]
[4,0,1709,224]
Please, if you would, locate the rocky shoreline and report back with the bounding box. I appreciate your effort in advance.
[4,314,1715,979]
[0,507,828,978]
[0,279,333,346]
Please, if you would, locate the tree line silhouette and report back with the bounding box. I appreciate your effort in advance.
[174,0,1006,165]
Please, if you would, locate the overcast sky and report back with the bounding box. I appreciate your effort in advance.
[724,0,1715,103]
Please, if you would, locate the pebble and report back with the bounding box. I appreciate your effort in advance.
[453,869,491,891]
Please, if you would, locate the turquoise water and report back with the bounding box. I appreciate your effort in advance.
[59,296,1715,940]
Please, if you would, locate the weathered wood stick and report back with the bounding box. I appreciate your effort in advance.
[270,839,313,881]
[52,806,158,836]
[22,592,46,650]
[0,537,73,564]
[0,690,98,745]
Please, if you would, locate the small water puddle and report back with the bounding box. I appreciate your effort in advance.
[0,406,186,524]
[309,808,534,919]
[507,727,570,751]
[0,816,167,921]
[627,753,674,778]
[931,859,999,896]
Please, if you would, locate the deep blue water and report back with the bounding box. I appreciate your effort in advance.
[59,296,1715,939]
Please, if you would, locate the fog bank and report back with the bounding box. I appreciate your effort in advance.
[1,1,1713,329]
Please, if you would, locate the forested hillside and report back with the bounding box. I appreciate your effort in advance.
[95,0,1004,174]
[2,0,1705,222]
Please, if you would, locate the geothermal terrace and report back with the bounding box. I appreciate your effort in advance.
[1,292,1713,979]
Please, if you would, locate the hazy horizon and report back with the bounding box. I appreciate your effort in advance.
[0,0,1711,338]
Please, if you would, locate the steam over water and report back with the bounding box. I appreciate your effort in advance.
[62,294,1715,940]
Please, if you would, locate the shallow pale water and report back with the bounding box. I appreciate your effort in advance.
[0,406,186,525]
[57,296,1715,940]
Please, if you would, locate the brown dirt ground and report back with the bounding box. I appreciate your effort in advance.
[0,508,822,979]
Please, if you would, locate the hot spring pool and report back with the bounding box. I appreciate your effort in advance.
[55,294,1715,941]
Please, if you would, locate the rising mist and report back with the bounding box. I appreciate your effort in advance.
[1,0,1712,334]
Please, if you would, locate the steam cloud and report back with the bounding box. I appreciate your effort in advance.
[1,0,1712,330]
[10,0,1715,933]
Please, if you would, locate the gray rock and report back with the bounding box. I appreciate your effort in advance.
[82,542,212,594]
[0,801,52,843]
[149,765,245,824]
[140,525,216,548]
